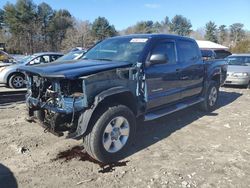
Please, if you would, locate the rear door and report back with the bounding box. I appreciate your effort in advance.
[176,40,205,99]
[145,39,182,110]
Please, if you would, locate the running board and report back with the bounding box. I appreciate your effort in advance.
[145,97,204,121]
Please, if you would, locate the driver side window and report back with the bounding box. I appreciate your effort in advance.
[151,41,177,64]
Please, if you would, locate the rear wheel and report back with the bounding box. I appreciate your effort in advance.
[83,104,136,163]
[8,74,25,89]
[200,81,219,112]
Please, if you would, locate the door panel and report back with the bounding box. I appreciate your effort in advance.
[145,40,182,110]
[176,40,205,99]
[146,64,182,109]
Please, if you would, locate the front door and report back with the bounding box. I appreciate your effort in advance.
[145,40,182,110]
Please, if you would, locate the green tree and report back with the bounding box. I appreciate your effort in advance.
[230,23,245,44]
[0,9,4,29]
[37,2,54,48]
[133,20,155,33]
[218,25,227,44]
[91,17,117,41]
[4,0,38,53]
[48,9,73,51]
[153,21,162,33]
[160,16,170,33]
[205,21,218,43]
[169,15,192,36]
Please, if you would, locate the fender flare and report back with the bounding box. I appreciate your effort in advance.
[67,86,132,139]
[202,67,222,97]
[207,66,222,82]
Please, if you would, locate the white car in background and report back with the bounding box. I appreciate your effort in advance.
[225,54,250,88]
[0,52,63,89]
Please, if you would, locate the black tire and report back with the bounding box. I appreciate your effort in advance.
[83,104,136,163]
[200,81,219,112]
[8,73,25,89]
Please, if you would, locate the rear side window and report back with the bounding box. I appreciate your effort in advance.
[151,41,176,64]
[214,50,232,59]
[177,40,200,63]
[50,55,61,62]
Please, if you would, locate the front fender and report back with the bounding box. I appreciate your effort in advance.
[1,67,16,83]
[67,86,131,139]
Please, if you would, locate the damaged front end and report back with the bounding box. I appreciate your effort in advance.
[26,75,87,137]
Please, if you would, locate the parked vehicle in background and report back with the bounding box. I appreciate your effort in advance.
[53,50,86,62]
[20,34,227,163]
[0,52,63,89]
[0,50,17,65]
[225,54,250,88]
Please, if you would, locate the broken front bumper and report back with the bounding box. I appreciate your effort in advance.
[26,94,86,114]
[26,93,87,138]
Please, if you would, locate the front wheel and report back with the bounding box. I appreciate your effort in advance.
[83,104,136,163]
[200,81,219,112]
[8,74,25,89]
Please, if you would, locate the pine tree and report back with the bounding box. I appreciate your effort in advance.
[205,21,218,43]
[91,17,117,41]
[218,25,227,44]
[169,15,192,36]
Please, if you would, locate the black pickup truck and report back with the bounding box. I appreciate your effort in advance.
[19,34,227,163]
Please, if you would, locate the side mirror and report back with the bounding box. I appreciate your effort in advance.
[149,54,168,65]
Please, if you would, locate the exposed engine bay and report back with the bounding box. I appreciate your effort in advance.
[26,75,87,136]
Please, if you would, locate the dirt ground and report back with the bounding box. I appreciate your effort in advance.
[0,85,250,188]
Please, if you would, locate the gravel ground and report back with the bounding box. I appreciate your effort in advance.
[0,86,250,188]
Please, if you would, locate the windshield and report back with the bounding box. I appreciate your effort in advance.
[18,55,36,64]
[83,37,148,63]
[55,50,85,62]
[227,56,250,66]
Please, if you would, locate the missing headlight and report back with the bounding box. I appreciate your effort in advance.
[60,79,83,97]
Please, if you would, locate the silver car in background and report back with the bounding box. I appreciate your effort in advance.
[225,54,250,88]
[0,52,63,89]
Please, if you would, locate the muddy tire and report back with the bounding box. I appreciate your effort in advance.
[83,104,136,163]
[8,73,25,89]
[200,81,219,112]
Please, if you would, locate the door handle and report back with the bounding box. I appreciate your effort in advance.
[176,68,182,72]
[180,76,189,80]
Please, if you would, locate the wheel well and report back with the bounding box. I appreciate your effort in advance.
[95,91,137,115]
[84,92,137,135]
[211,74,220,85]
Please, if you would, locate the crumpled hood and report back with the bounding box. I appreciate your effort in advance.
[18,59,133,79]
